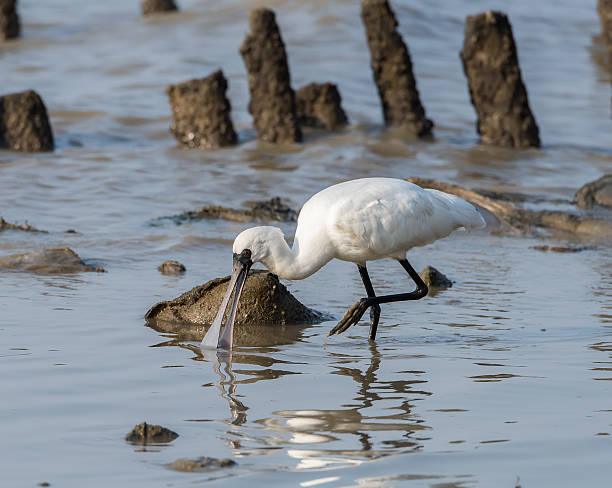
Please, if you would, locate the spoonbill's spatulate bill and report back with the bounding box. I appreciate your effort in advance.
[201,177,485,350]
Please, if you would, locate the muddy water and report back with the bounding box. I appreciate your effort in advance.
[1,0,611,487]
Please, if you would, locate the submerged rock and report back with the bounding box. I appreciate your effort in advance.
[0,90,54,152]
[160,197,297,224]
[0,217,46,233]
[166,457,236,472]
[0,0,19,40]
[125,422,178,445]
[158,260,186,275]
[460,11,540,148]
[574,175,612,209]
[296,82,348,131]
[166,70,237,149]
[145,270,325,337]
[239,8,302,143]
[419,266,453,292]
[141,0,178,15]
[531,245,595,253]
[360,0,433,136]
[0,248,104,273]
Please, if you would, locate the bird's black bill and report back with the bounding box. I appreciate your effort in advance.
[200,250,252,350]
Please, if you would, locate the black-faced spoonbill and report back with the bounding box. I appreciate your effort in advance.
[201,177,485,349]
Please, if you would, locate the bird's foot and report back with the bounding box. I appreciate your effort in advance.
[328,298,372,337]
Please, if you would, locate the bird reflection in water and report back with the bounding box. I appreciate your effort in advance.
[196,341,432,466]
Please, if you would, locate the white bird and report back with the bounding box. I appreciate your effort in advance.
[201,177,485,350]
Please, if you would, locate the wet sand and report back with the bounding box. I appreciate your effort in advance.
[1,1,611,487]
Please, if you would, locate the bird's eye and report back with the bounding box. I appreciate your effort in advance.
[243,249,252,258]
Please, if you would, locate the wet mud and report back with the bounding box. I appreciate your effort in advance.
[125,422,178,445]
[158,197,297,224]
[0,248,104,273]
[166,457,236,472]
[145,270,325,339]
[0,217,46,233]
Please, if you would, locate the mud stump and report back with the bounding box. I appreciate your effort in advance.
[239,8,302,143]
[125,422,178,444]
[460,11,540,148]
[360,0,433,136]
[598,0,612,43]
[141,0,178,16]
[296,82,348,130]
[0,90,54,152]
[166,70,237,149]
[0,0,19,40]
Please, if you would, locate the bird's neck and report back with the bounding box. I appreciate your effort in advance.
[262,232,331,280]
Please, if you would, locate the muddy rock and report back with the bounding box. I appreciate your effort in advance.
[598,0,612,43]
[296,82,348,130]
[166,70,237,149]
[419,266,453,292]
[0,217,46,233]
[574,175,612,209]
[166,457,236,472]
[158,260,186,275]
[360,0,433,137]
[141,0,178,15]
[125,422,178,445]
[0,248,104,273]
[145,270,325,337]
[161,197,297,224]
[0,0,19,40]
[0,90,54,152]
[239,8,302,143]
[460,11,540,148]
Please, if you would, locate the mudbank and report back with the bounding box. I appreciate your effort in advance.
[407,177,612,242]
[145,270,325,340]
[0,248,104,273]
[0,217,46,233]
[166,457,236,472]
[140,0,178,16]
[159,197,297,224]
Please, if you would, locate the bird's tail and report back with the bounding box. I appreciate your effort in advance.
[427,189,486,231]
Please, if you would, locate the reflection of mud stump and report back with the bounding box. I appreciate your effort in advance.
[460,11,540,148]
[598,0,612,43]
[166,70,237,149]
[0,90,54,151]
[141,0,178,16]
[0,0,19,40]
[296,83,348,131]
[360,0,433,137]
[239,8,302,143]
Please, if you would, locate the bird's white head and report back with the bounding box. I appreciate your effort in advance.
[232,226,285,265]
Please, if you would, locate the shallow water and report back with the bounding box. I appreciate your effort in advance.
[1,0,611,487]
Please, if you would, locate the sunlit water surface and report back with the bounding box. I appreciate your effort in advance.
[1,1,611,487]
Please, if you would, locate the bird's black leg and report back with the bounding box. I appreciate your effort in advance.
[357,264,381,340]
[328,259,428,338]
